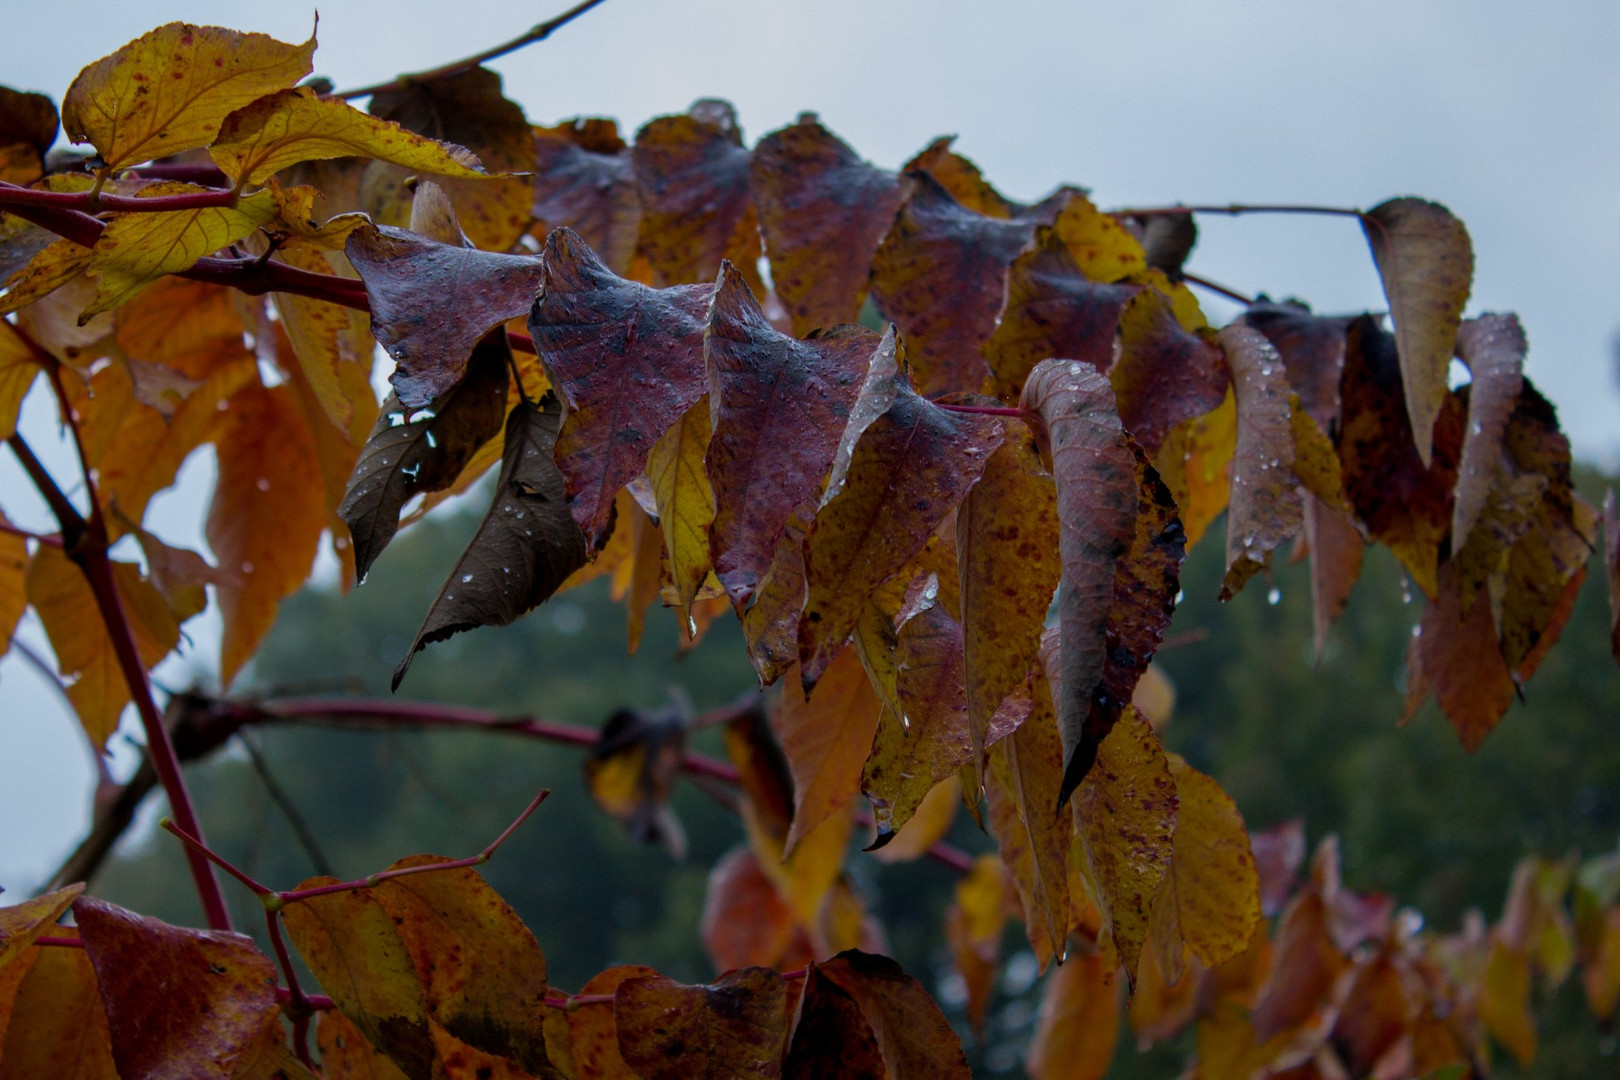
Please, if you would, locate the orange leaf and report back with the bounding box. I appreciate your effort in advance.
[1154,386,1236,551]
[1250,891,1347,1040]
[0,884,83,968]
[779,645,882,856]
[945,856,1008,1038]
[567,965,660,1080]
[700,846,803,973]
[315,1011,410,1080]
[1330,952,1412,1078]
[0,931,117,1079]
[1026,951,1120,1080]
[0,318,41,439]
[613,968,789,1080]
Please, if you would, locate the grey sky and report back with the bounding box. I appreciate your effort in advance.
[2,1,1616,889]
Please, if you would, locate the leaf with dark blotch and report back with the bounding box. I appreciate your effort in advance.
[799,383,1003,685]
[750,115,907,336]
[1304,495,1364,660]
[1453,314,1527,554]
[348,223,544,408]
[1361,198,1474,466]
[869,171,1040,396]
[1403,562,1518,751]
[394,394,589,689]
[1027,952,1119,1080]
[613,968,788,1080]
[633,100,760,289]
[527,227,710,547]
[1337,315,1463,599]
[983,226,1141,401]
[1220,323,1303,599]
[1241,302,1351,429]
[958,426,1062,778]
[533,118,640,276]
[585,705,690,859]
[340,332,510,583]
[74,896,278,1080]
[783,968,888,1080]
[813,951,972,1080]
[1110,278,1229,458]
[1019,359,1137,805]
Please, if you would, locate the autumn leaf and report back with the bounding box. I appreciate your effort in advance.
[750,115,908,335]
[585,704,690,859]
[533,118,641,276]
[1219,323,1303,599]
[645,395,715,617]
[1026,951,1119,1080]
[0,884,82,969]
[1607,489,1620,666]
[701,846,805,973]
[0,236,93,316]
[1241,302,1350,428]
[1361,197,1474,466]
[706,262,897,610]
[1451,314,1527,554]
[0,520,24,661]
[74,896,278,1080]
[0,319,41,439]
[566,966,659,1080]
[905,136,1069,222]
[339,331,510,583]
[61,22,315,171]
[1304,496,1364,660]
[1404,562,1519,751]
[1020,359,1137,803]
[0,930,118,1079]
[1110,275,1228,457]
[271,244,377,439]
[394,394,589,689]
[1154,387,1235,551]
[0,85,57,160]
[526,227,710,548]
[945,856,1007,1037]
[1479,939,1537,1066]
[783,967,888,1080]
[741,511,811,686]
[1250,890,1347,1040]
[614,968,789,1080]
[778,645,882,856]
[812,951,971,1080]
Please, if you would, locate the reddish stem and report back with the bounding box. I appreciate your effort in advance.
[0,180,239,214]
[161,818,276,898]
[0,520,60,546]
[274,988,335,1011]
[34,935,85,948]
[1183,272,1256,306]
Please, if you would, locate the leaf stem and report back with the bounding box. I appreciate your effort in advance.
[329,0,614,99]
[161,817,276,899]
[933,402,1030,419]
[0,519,60,546]
[34,934,85,948]
[0,180,239,214]
[1183,272,1255,306]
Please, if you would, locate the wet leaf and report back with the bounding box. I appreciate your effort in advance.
[1111,276,1228,457]
[270,244,375,432]
[701,846,803,972]
[632,101,759,288]
[779,645,882,856]
[1020,359,1137,803]
[750,115,907,335]
[373,856,557,1077]
[1220,323,1303,599]
[646,395,715,616]
[869,171,1038,395]
[339,331,509,583]
[0,236,93,316]
[1241,302,1350,429]
[1361,198,1473,465]
[614,968,788,1080]
[958,426,1061,775]
[533,118,641,276]
[800,384,1002,684]
[568,966,659,1080]
[0,931,117,1079]
[1026,951,1119,1080]
[585,704,689,859]
[0,884,82,968]
[741,512,810,686]
[1451,314,1526,553]
[1072,706,1178,984]
[74,895,278,1080]
[347,223,543,408]
[527,227,709,548]
[782,967,887,1080]
[1154,387,1236,551]
[62,22,315,170]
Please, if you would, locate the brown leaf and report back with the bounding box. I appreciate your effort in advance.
[782,967,887,1080]
[741,510,811,687]
[0,884,83,968]
[614,968,788,1080]
[1220,323,1303,599]
[1361,198,1474,466]
[1251,890,1348,1040]
[585,704,690,859]
[779,645,883,855]
[347,222,543,408]
[394,394,589,687]
[799,384,1003,684]
[527,227,710,547]
[814,951,971,1080]
[982,226,1140,401]
[632,101,760,289]
[533,118,641,276]
[339,331,510,583]
[869,171,1039,395]
[1020,359,1137,804]
[1304,496,1364,660]
[0,931,118,1079]
[0,86,58,160]
[1026,951,1120,1080]
[1404,562,1518,751]
[567,966,659,1080]
[74,896,278,1080]
[706,265,897,610]
[701,846,804,973]
[1452,314,1526,553]
[1111,276,1229,457]
[1241,302,1351,429]
[1251,819,1307,918]
[750,115,908,335]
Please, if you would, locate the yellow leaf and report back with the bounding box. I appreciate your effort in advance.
[210,87,491,188]
[1583,905,1620,1022]
[84,185,279,319]
[1026,951,1119,1080]
[647,395,716,618]
[272,244,376,440]
[0,884,84,969]
[0,516,26,662]
[0,237,93,316]
[316,1011,410,1080]
[0,933,118,1079]
[1051,192,1147,282]
[1478,939,1536,1066]
[62,22,315,171]
[870,773,960,863]
[0,320,42,439]
[1154,386,1235,550]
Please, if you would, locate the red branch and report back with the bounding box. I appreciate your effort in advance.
[0,180,240,213]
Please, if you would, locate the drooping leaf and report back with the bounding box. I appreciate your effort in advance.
[1451,314,1526,553]
[613,968,789,1080]
[394,394,589,688]
[0,931,118,1079]
[584,704,690,859]
[868,171,1039,395]
[646,394,715,617]
[700,846,804,973]
[813,951,971,1080]
[1110,276,1228,457]
[270,243,377,435]
[1219,323,1303,599]
[1026,951,1119,1080]
[1241,302,1351,428]
[1020,359,1137,803]
[982,226,1140,401]
[706,262,896,610]
[74,895,278,1080]
[782,967,887,1080]
[347,223,543,408]
[750,115,908,335]
[1479,939,1536,1066]
[61,22,315,171]
[0,518,25,660]
[339,331,510,583]
[1361,197,1473,465]
[533,118,641,276]
[944,856,1007,1037]
[632,100,760,289]
[0,318,41,439]
[779,645,883,856]
[527,227,710,547]
[208,380,328,686]
[957,425,1062,775]
[1250,890,1348,1040]
[1154,387,1236,551]
[1072,705,1179,983]
[373,856,558,1077]
[1303,495,1364,660]
[1404,562,1517,751]
[0,236,93,316]
[316,1014,412,1079]
[0,884,82,969]
[799,384,1003,684]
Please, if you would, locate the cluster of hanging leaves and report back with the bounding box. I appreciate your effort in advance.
[1,17,1616,1080]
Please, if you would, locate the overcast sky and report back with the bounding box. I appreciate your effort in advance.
[3,0,1617,891]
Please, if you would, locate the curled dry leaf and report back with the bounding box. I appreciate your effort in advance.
[393,394,589,689]
[527,227,710,548]
[1361,197,1474,466]
[533,118,641,276]
[1219,323,1303,600]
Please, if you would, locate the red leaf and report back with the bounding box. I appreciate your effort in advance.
[532,118,641,276]
[1219,323,1303,599]
[1111,279,1228,457]
[632,101,760,289]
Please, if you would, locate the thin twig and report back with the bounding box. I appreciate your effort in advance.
[329,0,614,100]
[238,730,335,878]
[0,520,60,546]
[1183,272,1256,307]
[1113,203,1365,220]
